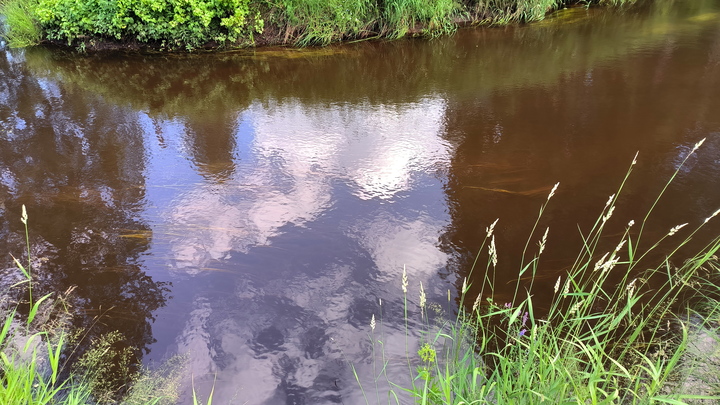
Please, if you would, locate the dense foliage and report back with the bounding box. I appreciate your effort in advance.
[0,0,641,50]
[33,0,263,48]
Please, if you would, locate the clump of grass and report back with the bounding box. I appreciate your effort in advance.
[1,206,182,404]
[358,138,720,403]
[123,354,188,405]
[0,207,94,404]
[379,0,460,38]
[0,0,42,47]
[270,0,379,46]
[469,0,562,24]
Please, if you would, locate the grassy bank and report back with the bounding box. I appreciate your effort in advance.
[0,208,185,405]
[358,140,720,403]
[0,0,641,50]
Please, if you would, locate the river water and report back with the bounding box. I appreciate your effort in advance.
[1,1,720,403]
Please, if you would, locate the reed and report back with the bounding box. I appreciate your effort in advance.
[358,138,720,403]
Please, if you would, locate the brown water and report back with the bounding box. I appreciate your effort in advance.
[2,1,720,403]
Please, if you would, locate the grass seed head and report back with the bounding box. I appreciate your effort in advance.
[705,208,720,224]
[603,206,615,223]
[547,182,559,201]
[402,265,408,294]
[594,252,609,272]
[538,227,549,256]
[668,223,688,236]
[691,137,706,154]
[486,218,499,238]
[489,235,498,267]
[605,194,615,209]
[472,294,482,312]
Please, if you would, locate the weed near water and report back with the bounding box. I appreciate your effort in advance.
[1,207,185,404]
[0,0,42,47]
[270,0,378,45]
[357,138,720,403]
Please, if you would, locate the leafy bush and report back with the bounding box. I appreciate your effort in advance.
[34,0,263,49]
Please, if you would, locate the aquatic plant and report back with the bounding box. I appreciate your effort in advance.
[357,138,720,403]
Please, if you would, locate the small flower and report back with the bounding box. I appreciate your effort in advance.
[519,329,527,337]
[563,279,570,296]
[370,314,376,331]
[418,343,436,363]
[547,182,559,201]
[21,205,27,225]
[486,218,499,238]
[538,227,549,256]
[521,311,529,326]
[401,265,408,294]
[667,223,688,236]
[628,220,635,228]
[554,276,561,294]
[504,302,512,309]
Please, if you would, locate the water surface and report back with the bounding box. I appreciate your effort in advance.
[2,1,720,403]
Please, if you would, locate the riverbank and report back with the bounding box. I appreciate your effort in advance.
[0,0,642,51]
[360,144,720,403]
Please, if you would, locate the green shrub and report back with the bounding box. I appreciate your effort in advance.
[34,0,263,49]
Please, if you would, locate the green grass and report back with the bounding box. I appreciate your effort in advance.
[269,0,378,46]
[0,206,94,404]
[470,0,563,24]
[0,0,42,47]
[1,206,184,405]
[357,139,720,403]
[378,0,460,39]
